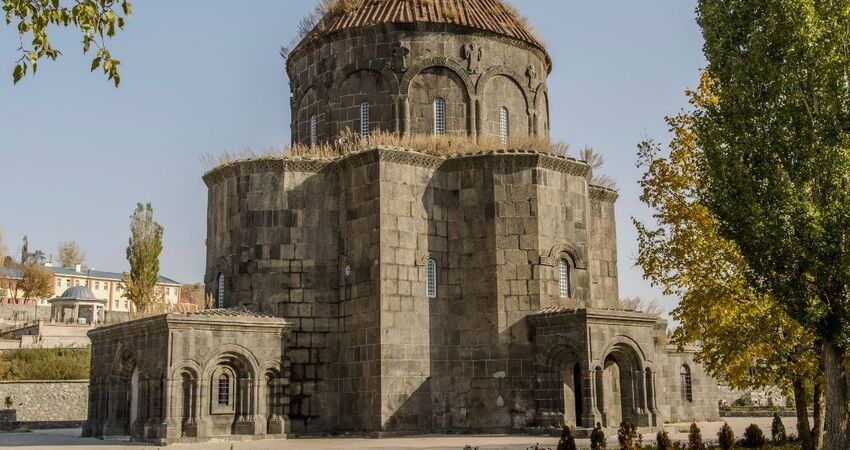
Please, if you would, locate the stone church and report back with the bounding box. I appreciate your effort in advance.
[84,0,720,445]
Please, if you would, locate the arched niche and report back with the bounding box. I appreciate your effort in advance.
[331,69,394,138]
[480,74,529,142]
[406,66,471,136]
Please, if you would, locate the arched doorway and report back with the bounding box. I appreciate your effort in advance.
[538,345,586,428]
[598,342,649,428]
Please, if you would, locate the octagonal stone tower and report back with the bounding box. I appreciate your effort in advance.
[287,0,551,145]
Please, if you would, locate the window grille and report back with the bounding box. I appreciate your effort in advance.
[558,259,571,298]
[499,107,510,146]
[680,365,693,402]
[434,98,446,135]
[426,258,438,299]
[217,274,225,308]
[310,114,318,147]
[217,374,230,406]
[360,102,370,138]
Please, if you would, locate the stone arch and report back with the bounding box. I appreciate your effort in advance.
[597,337,652,428]
[294,84,328,145]
[330,67,396,138]
[547,242,587,270]
[400,57,475,98]
[538,343,586,428]
[330,61,400,97]
[260,361,288,434]
[201,347,260,436]
[476,66,531,109]
[404,63,472,136]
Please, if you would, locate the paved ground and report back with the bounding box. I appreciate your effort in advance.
[0,417,800,449]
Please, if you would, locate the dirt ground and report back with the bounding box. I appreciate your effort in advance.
[0,416,799,450]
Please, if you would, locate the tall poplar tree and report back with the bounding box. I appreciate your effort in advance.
[123,203,163,313]
[635,75,822,449]
[696,2,850,448]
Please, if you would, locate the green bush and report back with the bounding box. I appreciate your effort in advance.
[688,423,705,450]
[743,424,767,448]
[717,422,735,450]
[770,414,786,444]
[656,430,674,450]
[557,425,577,450]
[617,420,641,450]
[0,347,90,381]
[590,422,607,450]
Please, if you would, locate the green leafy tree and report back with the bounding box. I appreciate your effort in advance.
[122,203,163,313]
[743,424,766,448]
[2,0,132,86]
[635,73,822,450]
[19,262,52,305]
[695,2,850,448]
[57,240,85,269]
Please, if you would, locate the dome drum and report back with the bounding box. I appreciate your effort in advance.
[287,1,551,146]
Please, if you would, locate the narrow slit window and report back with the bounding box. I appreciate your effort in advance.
[310,114,318,147]
[499,107,510,146]
[558,259,570,298]
[426,258,438,299]
[434,98,446,135]
[217,374,230,406]
[680,365,693,403]
[217,273,225,309]
[360,102,370,138]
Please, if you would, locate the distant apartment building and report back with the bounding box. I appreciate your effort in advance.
[0,263,182,313]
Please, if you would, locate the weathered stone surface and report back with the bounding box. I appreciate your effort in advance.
[84,309,292,445]
[0,381,88,423]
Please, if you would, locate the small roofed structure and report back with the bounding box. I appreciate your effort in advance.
[49,286,107,325]
[84,307,292,445]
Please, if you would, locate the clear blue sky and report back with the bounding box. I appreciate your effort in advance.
[0,1,704,318]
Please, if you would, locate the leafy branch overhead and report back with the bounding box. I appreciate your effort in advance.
[2,0,132,86]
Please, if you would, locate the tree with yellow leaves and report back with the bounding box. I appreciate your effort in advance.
[635,73,822,450]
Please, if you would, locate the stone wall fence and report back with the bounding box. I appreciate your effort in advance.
[0,380,88,428]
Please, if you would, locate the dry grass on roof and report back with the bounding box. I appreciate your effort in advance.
[202,130,617,189]
[204,130,567,167]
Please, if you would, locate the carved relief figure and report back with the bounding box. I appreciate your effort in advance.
[462,43,483,74]
[391,43,411,72]
[526,65,538,88]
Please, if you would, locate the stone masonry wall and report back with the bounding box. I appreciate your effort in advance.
[0,380,88,423]
[204,160,341,434]
[287,25,549,145]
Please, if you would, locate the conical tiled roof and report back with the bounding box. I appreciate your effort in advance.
[298,0,546,54]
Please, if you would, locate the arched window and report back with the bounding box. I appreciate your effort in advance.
[360,102,370,138]
[433,98,446,135]
[217,273,225,309]
[426,258,437,299]
[558,259,571,298]
[309,114,318,147]
[499,107,510,146]
[680,364,693,403]
[217,374,230,406]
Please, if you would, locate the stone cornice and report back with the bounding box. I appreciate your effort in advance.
[203,157,333,187]
[88,312,292,339]
[202,147,592,186]
[589,185,619,203]
[527,307,660,327]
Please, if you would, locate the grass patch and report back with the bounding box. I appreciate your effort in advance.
[0,347,90,381]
